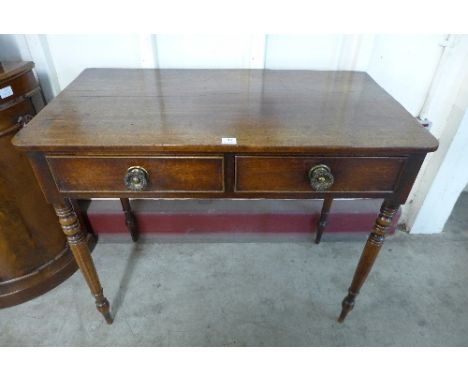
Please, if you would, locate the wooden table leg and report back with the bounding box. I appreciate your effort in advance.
[54,199,113,324]
[315,197,333,244]
[120,198,138,242]
[338,200,399,323]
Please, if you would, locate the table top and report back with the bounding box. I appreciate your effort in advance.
[13,69,438,155]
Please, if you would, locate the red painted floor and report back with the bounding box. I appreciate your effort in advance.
[87,211,399,235]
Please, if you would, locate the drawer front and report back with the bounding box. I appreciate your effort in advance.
[47,156,224,193]
[235,156,405,193]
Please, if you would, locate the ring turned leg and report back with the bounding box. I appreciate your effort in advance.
[120,198,138,242]
[338,200,399,323]
[315,198,333,244]
[54,200,113,324]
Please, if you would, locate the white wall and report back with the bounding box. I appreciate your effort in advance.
[265,35,375,71]
[156,35,265,69]
[403,36,468,233]
[366,35,445,116]
[45,35,143,90]
[1,34,446,116]
[401,35,468,233]
[411,108,468,233]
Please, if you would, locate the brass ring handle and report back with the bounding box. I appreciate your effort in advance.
[124,166,149,191]
[308,164,334,191]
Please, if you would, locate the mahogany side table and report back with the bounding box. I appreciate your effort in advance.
[12,69,438,324]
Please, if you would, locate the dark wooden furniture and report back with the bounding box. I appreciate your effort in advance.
[0,61,78,308]
[13,69,438,324]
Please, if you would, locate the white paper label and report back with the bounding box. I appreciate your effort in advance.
[221,137,237,145]
[0,86,13,99]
